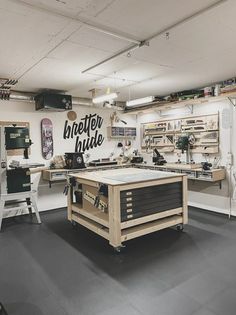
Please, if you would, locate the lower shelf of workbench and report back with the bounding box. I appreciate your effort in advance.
[71,213,109,240]
[71,207,184,246]
[72,203,109,227]
[121,215,183,242]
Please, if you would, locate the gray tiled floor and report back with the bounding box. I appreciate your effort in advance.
[0,207,236,315]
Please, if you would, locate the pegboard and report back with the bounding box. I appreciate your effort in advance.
[141,113,219,154]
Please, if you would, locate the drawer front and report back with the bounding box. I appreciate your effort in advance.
[120,183,181,200]
[120,182,182,222]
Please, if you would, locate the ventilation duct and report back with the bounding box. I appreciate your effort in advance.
[7,91,125,111]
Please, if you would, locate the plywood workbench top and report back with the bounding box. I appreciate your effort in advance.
[70,167,185,186]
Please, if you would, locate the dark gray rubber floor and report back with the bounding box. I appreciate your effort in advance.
[1,207,236,315]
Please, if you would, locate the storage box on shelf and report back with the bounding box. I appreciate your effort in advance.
[107,126,136,139]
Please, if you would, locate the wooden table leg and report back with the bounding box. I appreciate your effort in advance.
[108,185,122,249]
[67,185,72,222]
[182,176,188,224]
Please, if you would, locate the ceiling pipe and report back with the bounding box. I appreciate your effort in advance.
[10,91,35,102]
[82,0,228,73]
[9,90,125,110]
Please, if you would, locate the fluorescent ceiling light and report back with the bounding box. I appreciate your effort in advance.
[126,96,155,107]
[92,92,118,104]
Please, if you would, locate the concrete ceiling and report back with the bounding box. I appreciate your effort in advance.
[0,0,236,101]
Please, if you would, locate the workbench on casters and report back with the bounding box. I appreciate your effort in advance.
[67,167,188,252]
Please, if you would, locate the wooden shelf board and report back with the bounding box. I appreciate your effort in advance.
[121,215,183,242]
[108,136,136,139]
[151,144,174,147]
[149,166,225,182]
[72,204,109,228]
[71,213,109,240]
[145,128,218,136]
[164,163,202,170]
[121,207,183,229]
[125,91,236,114]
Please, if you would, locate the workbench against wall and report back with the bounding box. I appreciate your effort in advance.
[141,113,219,154]
[67,167,188,251]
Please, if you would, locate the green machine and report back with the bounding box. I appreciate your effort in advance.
[176,134,195,164]
[0,126,32,195]
[5,126,31,151]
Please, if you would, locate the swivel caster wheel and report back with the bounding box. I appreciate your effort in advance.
[176,223,184,232]
[113,245,125,253]
[71,221,78,229]
[114,246,122,253]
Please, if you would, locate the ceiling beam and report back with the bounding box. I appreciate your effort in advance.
[82,0,229,73]
[82,40,149,74]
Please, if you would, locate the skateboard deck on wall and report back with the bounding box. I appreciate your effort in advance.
[41,118,53,160]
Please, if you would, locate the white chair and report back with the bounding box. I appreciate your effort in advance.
[0,172,42,231]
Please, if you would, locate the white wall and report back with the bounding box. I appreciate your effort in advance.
[137,99,236,216]
[2,98,236,218]
[0,100,137,215]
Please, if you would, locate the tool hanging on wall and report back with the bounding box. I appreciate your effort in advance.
[110,111,127,126]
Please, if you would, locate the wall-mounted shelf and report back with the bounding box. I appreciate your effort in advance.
[107,126,136,139]
[125,91,236,114]
[42,164,134,186]
[43,163,225,187]
[135,164,226,183]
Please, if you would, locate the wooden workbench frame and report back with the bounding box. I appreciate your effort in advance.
[67,170,188,250]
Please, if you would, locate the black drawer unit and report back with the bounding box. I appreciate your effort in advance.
[120,182,182,222]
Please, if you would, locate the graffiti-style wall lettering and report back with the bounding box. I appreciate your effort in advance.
[63,114,104,152]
